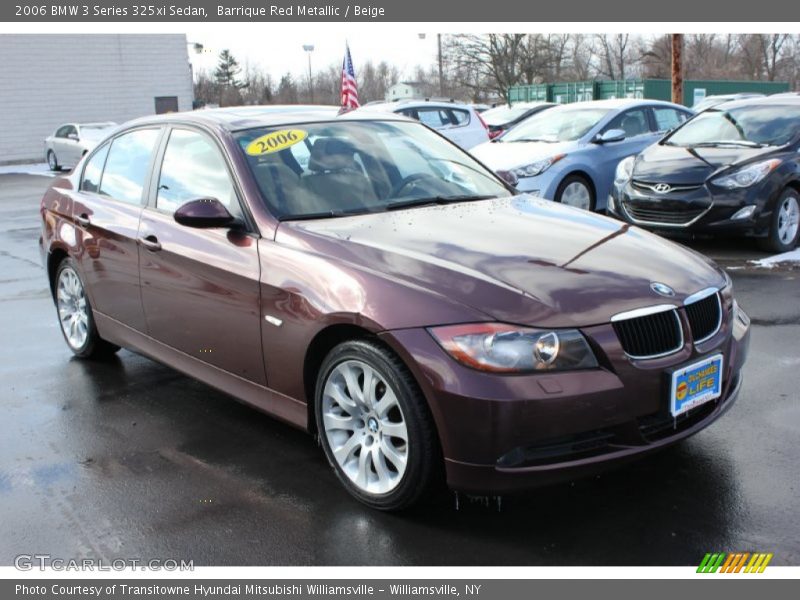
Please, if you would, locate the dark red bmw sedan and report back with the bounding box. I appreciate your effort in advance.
[39,107,750,510]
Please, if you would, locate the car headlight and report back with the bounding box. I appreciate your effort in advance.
[428,323,598,373]
[511,154,565,178]
[711,159,781,189]
[614,155,636,187]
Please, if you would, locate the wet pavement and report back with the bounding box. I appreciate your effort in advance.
[0,173,798,566]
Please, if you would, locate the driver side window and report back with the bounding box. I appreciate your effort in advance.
[156,129,241,218]
[604,109,651,139]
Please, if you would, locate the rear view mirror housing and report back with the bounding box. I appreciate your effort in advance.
[594,128,626,144]
[174,198,236,229]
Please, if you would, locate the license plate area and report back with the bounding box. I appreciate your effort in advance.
[670,354,724,417]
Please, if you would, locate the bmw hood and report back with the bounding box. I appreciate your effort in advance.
[471,140,577,172]
[279,196,726,329]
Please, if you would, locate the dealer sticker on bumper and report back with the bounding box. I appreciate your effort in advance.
[670,354,724,417]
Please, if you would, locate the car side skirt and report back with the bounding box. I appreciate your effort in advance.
[93,311,308,431]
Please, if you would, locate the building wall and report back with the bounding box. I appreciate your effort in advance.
[0,34,193,164]
[386,83,421,101]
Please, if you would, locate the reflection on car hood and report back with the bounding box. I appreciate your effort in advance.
[634,144,777,185]
[470,140,578,171]
[279,195,725,328]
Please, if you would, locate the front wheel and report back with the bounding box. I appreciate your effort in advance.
[759,189,800,253]
[47,150,60,172]
[54,258,119,358]
[315,339,440,510]
[555,174,595,211]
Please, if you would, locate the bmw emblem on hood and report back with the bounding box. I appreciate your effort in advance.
[650,282,676,297]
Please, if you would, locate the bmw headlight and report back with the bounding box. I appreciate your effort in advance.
[614,155,636,187]
[511,154,566,178]
[711,159,781,189]
[428,323,598,373]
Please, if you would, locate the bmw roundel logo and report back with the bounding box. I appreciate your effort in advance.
[653,183,672,194]
[650,282,676,297]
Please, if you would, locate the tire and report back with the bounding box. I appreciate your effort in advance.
[315,339,440,511]
[47,150,61,172]
[54,257,119,359]
[758,188,800,253]
[555,174,595,211]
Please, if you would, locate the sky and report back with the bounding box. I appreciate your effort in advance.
[183,28,441,80]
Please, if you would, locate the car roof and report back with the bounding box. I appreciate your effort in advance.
[366,99,475,111]
[123,105,411,132]
[556,98,685,110]
[704,94,800,110]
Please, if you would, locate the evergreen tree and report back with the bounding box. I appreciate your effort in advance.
[214,49,244,89]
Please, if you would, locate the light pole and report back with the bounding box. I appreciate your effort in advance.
[418,34,444,97]
[303,44,315,103]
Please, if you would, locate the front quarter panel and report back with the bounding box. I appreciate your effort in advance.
[257,234,489,402]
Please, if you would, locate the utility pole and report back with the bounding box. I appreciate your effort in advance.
[438,33,444,97]
[303,44,315,103]
[671,34,683,105]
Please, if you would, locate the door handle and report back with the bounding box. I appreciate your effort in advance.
[75,213,91,227]
[138,235,162,252]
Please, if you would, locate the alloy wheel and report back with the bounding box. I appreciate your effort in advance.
[321,359,409,495]
[56,267,89,350]
[777,195,800,246]
[561,181,592,210]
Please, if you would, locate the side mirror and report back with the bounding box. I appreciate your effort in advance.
[174,198,236,229]
[67,132,79,141]
[594,128,626,144]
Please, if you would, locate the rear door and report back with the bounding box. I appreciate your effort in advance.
[72,127,163,331]
[138,126,266,384]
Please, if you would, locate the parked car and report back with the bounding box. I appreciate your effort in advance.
[481,102,555,139]
[692,93,764,113]
[610,96,800,252]
[366,100,490,149]
[44,122,117,171]
[470,99,693,211]
[39,107,749,510]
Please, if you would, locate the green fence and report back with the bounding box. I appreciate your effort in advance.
[507,79,791,107]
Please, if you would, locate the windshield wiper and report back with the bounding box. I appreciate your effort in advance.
[504,137,557,143]
[385,194,496,211]
[693,140,764,148]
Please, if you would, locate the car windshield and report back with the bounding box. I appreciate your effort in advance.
[666,104,800,147]
[499,107,610,143]
[482,105,534,126]
[235,120,511,220]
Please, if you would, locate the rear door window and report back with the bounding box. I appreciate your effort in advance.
[652,107,690,133]
[416,108,450,128]
[604,108,652,138]
[80,144,110,193]
[448,109,470,127]
[98,129,160,205]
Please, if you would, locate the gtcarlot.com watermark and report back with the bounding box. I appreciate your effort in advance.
[14,554,194,571]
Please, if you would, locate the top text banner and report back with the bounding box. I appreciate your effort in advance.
[2,0,795,22]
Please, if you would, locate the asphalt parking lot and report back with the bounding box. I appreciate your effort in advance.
[0,172,798,566]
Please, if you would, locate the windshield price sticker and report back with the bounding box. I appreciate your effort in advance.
[245,129,308,156]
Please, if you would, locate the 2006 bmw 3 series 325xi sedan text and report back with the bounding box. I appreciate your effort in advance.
[39,107,751,510]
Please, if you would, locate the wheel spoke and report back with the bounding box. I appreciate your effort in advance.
[323,412,357,432]
[342,365,367,409]
[381,421,408,441]
[380,438,407,471]
[332,433,360,465]
[355,446,371,489]
[373,388,398,418]
[325,382,358,416]
[372,445,391,485]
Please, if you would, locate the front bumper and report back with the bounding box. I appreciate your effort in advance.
[379,309,749,494]
[608,179,778,237]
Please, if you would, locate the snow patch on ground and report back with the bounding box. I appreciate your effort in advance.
[749,248,800,268]
[0,163,58,177]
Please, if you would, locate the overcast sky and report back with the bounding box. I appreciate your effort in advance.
[184,28,441,79]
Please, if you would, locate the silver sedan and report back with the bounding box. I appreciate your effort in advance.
[44,122,117,171]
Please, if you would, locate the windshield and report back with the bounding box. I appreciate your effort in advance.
[235,120,510,220]
[666,104,800,147]
[482,105,534,126]
[500,107,610,143]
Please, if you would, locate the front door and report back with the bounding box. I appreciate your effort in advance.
[138,127,265,385]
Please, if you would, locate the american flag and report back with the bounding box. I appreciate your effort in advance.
[340,43,360,109]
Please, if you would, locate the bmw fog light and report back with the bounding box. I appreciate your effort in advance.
[731,205,757,220]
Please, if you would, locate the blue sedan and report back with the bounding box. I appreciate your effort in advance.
[471,99,693,211]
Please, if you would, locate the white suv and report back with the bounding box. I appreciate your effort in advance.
[367,100,490,150]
